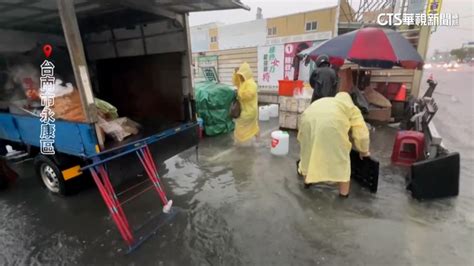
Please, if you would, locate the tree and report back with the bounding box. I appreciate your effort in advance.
[450,48,474,62]
[450,48,466,62]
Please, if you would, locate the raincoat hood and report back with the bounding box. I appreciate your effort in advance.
[335,91,353,103]
[236,62,254,81]
[316,54,330,67]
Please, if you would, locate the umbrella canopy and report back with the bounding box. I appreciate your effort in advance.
[300,27,424,69]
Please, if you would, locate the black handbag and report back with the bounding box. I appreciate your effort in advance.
[230,99,241,119]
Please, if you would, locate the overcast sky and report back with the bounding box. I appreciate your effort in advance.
[189,0,474,56]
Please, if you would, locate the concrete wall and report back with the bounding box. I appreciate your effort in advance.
[208,27,219,51]
[190,22,222,53]
[190,26,211,53]
[190,7,338,53]
[218,20,267,50]
[266,7,338,38]
[266,16,287,36]
[265,31,332,45]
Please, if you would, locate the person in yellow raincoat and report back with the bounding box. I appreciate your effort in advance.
[232,62,259,144]
[297,92,370,197]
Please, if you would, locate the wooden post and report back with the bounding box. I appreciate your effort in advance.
[56,0,96,123]
[57,0,104,148]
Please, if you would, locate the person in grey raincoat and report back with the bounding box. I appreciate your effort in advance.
[309,54,338,103]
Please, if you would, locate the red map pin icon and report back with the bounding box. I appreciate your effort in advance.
[43,44,52,58]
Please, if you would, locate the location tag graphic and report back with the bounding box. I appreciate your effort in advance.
[43,44,52,58]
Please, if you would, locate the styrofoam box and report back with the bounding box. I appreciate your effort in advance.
[297,98,311,113]
[278,96,287,111]
[279,96,298,112]
[279,111,298,129]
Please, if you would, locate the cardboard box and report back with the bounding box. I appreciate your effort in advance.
[366,107,392,122]
[338,67,354,93]
[364,87,392,108]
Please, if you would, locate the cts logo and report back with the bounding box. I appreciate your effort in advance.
[377,13,403,26]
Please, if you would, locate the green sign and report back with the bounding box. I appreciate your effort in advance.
[198,55,218,67]
[197,55,218,82]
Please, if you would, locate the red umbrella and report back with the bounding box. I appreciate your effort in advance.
[303,27,424,69]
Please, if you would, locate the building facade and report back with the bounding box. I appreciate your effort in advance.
[190,6,339,90]
[190,1,429,99]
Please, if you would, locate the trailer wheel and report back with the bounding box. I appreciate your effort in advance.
[34,155,67,195]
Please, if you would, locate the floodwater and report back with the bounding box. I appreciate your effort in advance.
[1,67,473,265]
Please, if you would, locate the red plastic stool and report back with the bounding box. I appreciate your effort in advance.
[391,130,425,166]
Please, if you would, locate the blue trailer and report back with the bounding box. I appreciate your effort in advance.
[0,113,98,157]
[0,111,199,194]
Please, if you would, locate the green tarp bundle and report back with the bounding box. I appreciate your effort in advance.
[195,81,235,136]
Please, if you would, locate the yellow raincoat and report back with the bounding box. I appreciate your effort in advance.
[297,92,370,184]
[232,62,259,143]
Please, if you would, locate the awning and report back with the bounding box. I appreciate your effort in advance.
[0,0,250,34]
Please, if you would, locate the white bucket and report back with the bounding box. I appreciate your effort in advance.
[271,130,289,156]
[269,104,279,118]
[259,106,270,121]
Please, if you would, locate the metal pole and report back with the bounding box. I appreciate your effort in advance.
[182,13,195,121]
[335,0,341,36]
[400,0,407,17]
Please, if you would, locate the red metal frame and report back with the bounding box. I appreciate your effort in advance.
[88,144,171,249]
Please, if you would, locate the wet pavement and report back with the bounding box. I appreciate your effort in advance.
[1,67,473,265]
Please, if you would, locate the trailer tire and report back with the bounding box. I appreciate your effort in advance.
[34,155,68,195]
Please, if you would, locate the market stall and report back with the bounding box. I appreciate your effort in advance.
[277,27,424,130]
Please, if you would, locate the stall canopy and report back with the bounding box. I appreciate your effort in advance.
[0,0,250,34]
[298,27,424,70]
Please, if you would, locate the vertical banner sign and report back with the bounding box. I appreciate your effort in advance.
[283,41,313,80]
[426,0,442,15]
[257,44,284,90]
[39,44,56,155]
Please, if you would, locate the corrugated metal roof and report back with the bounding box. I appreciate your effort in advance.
[0,0,249,33]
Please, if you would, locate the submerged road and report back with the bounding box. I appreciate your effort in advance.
[0,66,473,265]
